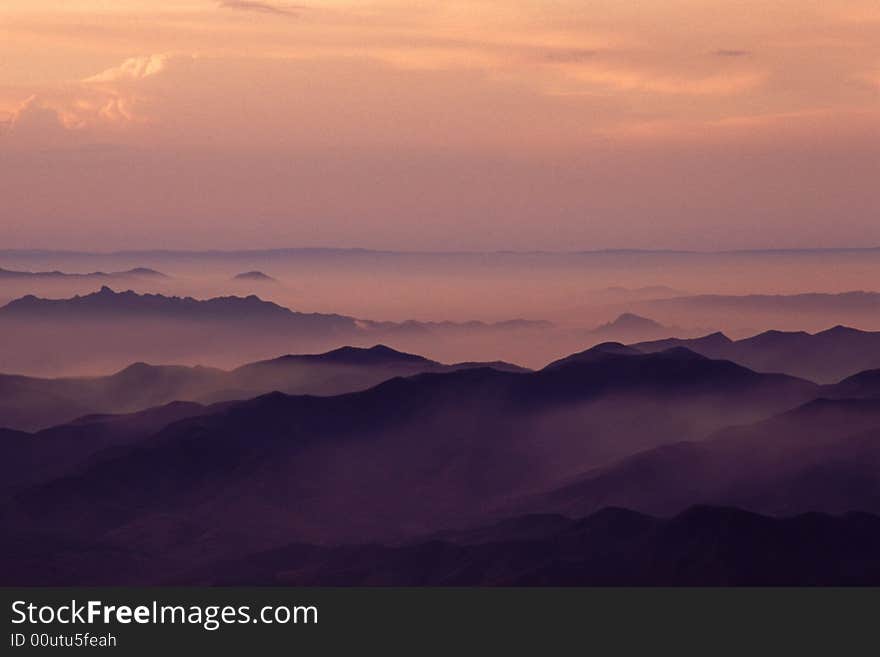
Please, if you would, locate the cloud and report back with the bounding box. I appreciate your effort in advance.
[566,65,765,96]
[2,96,70,145]
[217,1,303,16]
[543,49,598,63]
[713,49,751,57]
[2,55,188,144]
[83,54,172,84]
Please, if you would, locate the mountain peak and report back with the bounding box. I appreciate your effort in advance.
[609,313,663,329]
[233,271,276,282]
[543,342,641,369]
[319,344,432,365]
[817,324,861,337]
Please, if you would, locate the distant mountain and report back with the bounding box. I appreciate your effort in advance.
[0,267,167,280]
[359,317,553,335]
[581,313,682,343]
[233,271,275,282]
[0,286,347,325]
[517,397,880,520]
[0,346,818,584]
[0,288,554,375]
[641,291,880,314]
[177,507,880,586]
[0,287,551,334]
[632,325,880,382]
[0,344,529,432]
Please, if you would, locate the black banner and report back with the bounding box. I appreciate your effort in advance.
[1,588,876,654]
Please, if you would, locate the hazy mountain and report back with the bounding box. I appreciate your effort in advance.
[518,397,880,519]
[630,291,880,336]
[822,369,880,399]
[578,313,684,343]
[633,326,880,382]
[1,347,818,583]
[0,267,166,280]
[0,344,529,432]
[233,271,275,282]
[0,288,554,375]
[0,286,348,325]
[0,401,211,492]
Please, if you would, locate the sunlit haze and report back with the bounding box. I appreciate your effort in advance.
[1,1,878,250]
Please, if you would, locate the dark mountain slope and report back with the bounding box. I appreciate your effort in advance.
[10,506,880,585]
[0,401,210,492]
[2,349,818,572]
[519,398,880,519]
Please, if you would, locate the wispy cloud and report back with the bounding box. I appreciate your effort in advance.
[217,1,303,17]
[543,49,599,63]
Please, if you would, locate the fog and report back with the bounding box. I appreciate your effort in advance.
[3,248,880,375]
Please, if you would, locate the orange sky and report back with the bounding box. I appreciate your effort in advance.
[1,1,878,250]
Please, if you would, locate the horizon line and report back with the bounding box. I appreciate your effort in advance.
[3,246,880,257]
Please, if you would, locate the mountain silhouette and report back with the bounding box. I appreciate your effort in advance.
[0,267,167,280]
[8,505,880,585]
[233,271,275,282]
[633,325,880,382]
[0,285,552,335]
[0,346,819,583]
[0,344,528,431]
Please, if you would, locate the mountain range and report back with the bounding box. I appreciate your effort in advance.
[0,343,830,583]
[5,331,880,584]
[181,506,880,586]
[0,266,166,280]
[0,344,527,432]
[632,326,880,382]
[0,287,550,334]
[0,287,553,375]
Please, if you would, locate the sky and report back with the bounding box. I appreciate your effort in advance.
[0,1,878,251]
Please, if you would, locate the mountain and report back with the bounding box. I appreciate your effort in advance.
[233,271,275,282]
[0,286,348,325]
[0,346,819,583]
[0,344,529,432]
[0,288,555,376]
[544,342,642,369]
[8,505,880,585]
[582,313,682,343]
[517,397,880,520]
[822,368,880,399]
[0,267,167,280]
[0,401,211,492]
[358,317,553,335]
[177,507,880,587]
[632,326,880,382]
